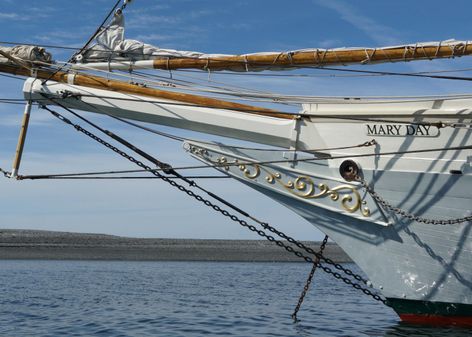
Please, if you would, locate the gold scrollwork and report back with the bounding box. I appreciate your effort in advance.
[216,157,230,171]
[195,150,370,217]
[239,164,260,179]
[264,172,370,217]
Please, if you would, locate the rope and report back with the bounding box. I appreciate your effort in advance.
[306,66,472,82]
[40,103,384,304]
[104,112,380,152]
[34,61,472,103]
[71,0,124,62]
[18,140,472,180]
[19,175,230,181]
[42,0,124,84]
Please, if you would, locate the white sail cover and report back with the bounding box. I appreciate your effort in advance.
[0,45,52,64]
[83,11,226,62]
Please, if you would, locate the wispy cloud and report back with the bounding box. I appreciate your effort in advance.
[314,0,401,46]
[127,14,182,27]
[134,28,205,45]
[0,12,24,20]
[313,0,469,92]
[127,4,171,14]
[0,6,55,20]
[0,111,54,127]
[318,38,344,49]
[32,29,91,47]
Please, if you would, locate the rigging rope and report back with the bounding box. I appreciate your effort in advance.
[38,103,385,304]
[19,175,230,180]
[42,0,126,84]
[308,66,472,82]
[102,112,382,152]
[40,59,472,105]
[18,140,472,180]
[7,56,472,107]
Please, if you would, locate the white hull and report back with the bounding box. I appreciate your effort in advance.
[23,78,472,321]
[184,141,472,305]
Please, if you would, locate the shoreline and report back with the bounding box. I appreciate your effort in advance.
[0,229,352,263]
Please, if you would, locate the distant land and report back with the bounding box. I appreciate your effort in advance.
[0,229,352,263]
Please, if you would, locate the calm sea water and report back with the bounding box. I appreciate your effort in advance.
[0,261,470,337]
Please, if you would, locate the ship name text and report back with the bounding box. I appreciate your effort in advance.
[365,124,439,137]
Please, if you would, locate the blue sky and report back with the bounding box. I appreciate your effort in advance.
[1,0,472,239]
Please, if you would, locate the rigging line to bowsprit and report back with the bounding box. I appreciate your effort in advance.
[19,175,230,180]
[106,113,472,150]
[42,92,379,155]
[159,67,472,77]
[124,68,292,103]
[41,96,255,213]
[7,86,472,109]
[29,63,472,104]
[59,64,296,108]
[17,141,472,180]
[104,112,380,152]
[39,103,380,299]
[307,66,472,82]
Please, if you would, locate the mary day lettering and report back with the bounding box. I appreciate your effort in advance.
[366,124,440,137]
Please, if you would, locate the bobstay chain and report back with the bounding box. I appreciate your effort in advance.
[37,104,387,309]
[1,100,387,319]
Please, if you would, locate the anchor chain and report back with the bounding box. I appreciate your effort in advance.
[356,175,472,225]
[258,222,368,285]
[41,106,386,305]
[291,235,329,322]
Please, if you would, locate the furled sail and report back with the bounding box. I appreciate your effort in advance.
[0,45,52,65]
[78,11,472,72]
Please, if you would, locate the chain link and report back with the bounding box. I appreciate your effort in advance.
[44,107,387,305]
[356,175,472,225]
[291,235,329,322]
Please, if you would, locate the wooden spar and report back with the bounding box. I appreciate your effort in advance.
[147,42,472,71]
[11,101,32,178]
[0,64,295,120]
